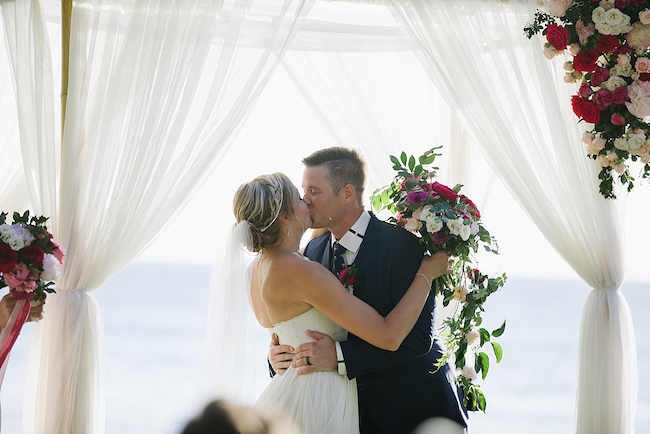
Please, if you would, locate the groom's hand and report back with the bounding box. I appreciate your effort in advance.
[269,333,294,376]
[292,330,337,375]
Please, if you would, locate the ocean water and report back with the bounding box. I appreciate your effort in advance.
[1,263,648,434]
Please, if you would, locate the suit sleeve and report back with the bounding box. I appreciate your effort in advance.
[339,235,436,379]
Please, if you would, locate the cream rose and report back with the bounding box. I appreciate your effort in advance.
[614,138,629,151]
[602,76,627,91]
[592,137,606,151]
[425,218,443,234]
[627,133,646,151]
[549,0,572,17]
[640,9,650,25]
[592,6,607,23]
[404,218,420,232]
[627,22,650,53]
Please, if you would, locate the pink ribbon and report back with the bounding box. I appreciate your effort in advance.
[0,291,35,367]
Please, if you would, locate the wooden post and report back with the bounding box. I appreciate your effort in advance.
[61,0,72,142]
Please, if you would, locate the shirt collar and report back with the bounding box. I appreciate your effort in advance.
[331,211,370,254]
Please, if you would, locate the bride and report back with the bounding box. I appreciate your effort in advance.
[225,172,452,434]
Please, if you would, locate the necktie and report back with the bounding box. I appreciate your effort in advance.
[332,241,346,278]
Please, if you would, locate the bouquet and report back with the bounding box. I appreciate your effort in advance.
[524,0,650,198]
[371,148,506,412]
[0,211,64,367]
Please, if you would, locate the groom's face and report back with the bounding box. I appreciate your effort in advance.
[302,165,343,229]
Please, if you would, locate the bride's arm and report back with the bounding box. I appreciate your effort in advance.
[288,251,450,351]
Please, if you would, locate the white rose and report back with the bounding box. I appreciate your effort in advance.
[614,138,629,150]
[404,218,421,232]
[6,233,24,251]
[458,224,471,242]
[610,63,633,77]
[627,133,646,151]
[605,8,626,26]
[599,0,614,10]
[595,22,613,35]
[41,254,61,281]
[446,218,464,236]
[602,76,627,91]
[419,205,434,221]
[470,222,479,236]
[467,328,480,346]
[592,6,607,23]
[11,224,34,246]
[426,218,443,234]
[461,365,479,381]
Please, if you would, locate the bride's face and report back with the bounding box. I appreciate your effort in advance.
[295,196,312,232]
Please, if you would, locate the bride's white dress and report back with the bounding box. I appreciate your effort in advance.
[254,308,359,434]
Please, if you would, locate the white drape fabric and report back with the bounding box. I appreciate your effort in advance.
[1,0,314,432]
[384,0,636,432]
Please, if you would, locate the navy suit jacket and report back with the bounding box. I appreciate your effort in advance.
[303,214,468,434]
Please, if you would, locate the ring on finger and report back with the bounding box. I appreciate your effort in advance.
[306,356,311,366]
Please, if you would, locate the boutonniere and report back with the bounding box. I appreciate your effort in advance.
[339,264,360,291]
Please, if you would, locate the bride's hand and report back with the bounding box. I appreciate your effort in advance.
[269,333,294,376]
[418,251,453,286]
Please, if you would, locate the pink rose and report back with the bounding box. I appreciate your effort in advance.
[592,137,606,151]
[611,112,626,125]
[579,82,592,97]
[576,19,595,45]
[549,0,572,17]
[640,9,650,25]
[4,263,38,293]
[636,57,650,73]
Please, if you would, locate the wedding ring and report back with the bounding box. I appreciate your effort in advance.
[306,356,311,366]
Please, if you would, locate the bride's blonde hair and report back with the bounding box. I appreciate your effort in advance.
[233,172,300,252]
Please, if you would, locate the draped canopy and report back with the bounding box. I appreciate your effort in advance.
[0,0,639,433]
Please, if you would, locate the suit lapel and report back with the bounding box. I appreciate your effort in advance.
[352,215,380,285]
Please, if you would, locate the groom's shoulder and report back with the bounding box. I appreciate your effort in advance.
[303,230,330,256]
[372,215,420,245]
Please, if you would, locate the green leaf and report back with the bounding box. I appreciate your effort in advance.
[479,352,489,380]
[408,155,416,171]
[479,328,490,346]
[477,387,487,412]
[372,195,382,211]
[491,341,503,364]
[390,155,400,166]
[400,151,407,165]
[492,319,506,337]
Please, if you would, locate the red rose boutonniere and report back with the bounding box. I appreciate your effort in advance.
[339,264,360,291]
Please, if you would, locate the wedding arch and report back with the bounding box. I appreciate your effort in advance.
[0,1,637,433]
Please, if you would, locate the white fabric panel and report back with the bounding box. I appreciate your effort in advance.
[1,0,315,432]
[384,0,636,432]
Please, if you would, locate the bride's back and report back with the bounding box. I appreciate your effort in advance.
[249,251,314,328]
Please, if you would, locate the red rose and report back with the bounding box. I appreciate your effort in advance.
[596,35,620,54]
[641,73,650,81]
[611,87,630,104]
[613,44,632,57]
[468,268,486,285]
[430,182,458,202]
[546,23,569,51]
[339,268,355,286]
[433,230,449,245]
[573,50,599,72]
[580,99,600,123]
[591,67,610,87]
[592,89,612,111]
[571,95,583,118]
[615,0,630,8]
[18,245,44,268]
[0,244,17,273]
[459,194,481,218]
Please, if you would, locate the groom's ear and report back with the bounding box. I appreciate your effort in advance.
[341,184,356,204]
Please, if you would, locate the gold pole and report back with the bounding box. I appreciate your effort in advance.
[61,0,72,143]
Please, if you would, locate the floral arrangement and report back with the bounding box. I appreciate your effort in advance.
[370,148,507,412]
[0,211,64,301]
[524,0,650,198]
[339,264,359,292]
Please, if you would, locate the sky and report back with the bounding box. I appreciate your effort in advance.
[135,63,650,288]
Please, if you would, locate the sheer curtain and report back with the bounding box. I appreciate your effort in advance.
[385,0,636,433]
[1,0,314,432]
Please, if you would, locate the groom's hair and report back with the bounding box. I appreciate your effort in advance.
[302,147,365,202]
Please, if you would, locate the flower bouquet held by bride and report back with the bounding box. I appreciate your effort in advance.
[370,148,506,412]
[0,211,64,371]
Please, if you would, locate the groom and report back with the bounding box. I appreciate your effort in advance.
[269,147,468,434]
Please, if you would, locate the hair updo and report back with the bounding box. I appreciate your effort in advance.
[233,173,300,252]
